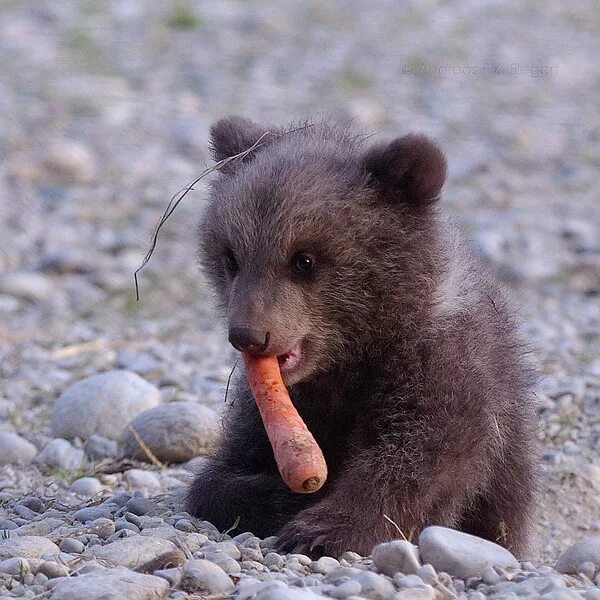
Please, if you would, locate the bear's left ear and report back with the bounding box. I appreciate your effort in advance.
[362,134,447,207]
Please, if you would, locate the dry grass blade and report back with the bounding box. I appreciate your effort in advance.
[383,513,408,541]
[133,124,314,300]
[127,425,165,469]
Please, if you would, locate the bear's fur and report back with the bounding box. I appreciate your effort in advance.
[186,117,538,558]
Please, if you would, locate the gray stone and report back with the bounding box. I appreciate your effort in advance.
[122,402,218,463]
[123,469,162,489]
[264,552,285,569]
[52,370,161,441]
[69,477,103,497]
[0,557,29,576]
[556,537,600,574]
[311,556,340,574]
[0,536,60,560]
[328,579,363,598]
[125,496,160,516]
[18,497,45,513]
[203,551,242,574]
[36,438,85,470]
[37,561,69,579]
[72,506,113,523]
[180,559,234,595]
[350,570,395,599]
[42,139,96,183]
[418,526,519,579]
[0,432,37,465]
[85,536,179,569]
[0,272,56,302]
[372,540,421,576]
[58,539,85,554]
[85,435,119,460]
[154,567,182,586]
[584,589,600,600]
[50,566,169,600]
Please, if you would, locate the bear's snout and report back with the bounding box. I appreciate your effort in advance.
[229,326,270,354]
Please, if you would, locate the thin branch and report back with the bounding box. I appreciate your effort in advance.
[127,425,165,469]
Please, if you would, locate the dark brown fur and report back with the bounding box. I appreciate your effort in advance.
[186,116,539,558]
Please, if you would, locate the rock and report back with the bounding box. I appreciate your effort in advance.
[556,537,600,574]
[329,579,362,599]
[85,435,119,460]
[311,556,340,574]
[418,526,519,580]
[0,432,37,465]
[350,570,395,599]
[122,402,218,463]
[18,497,45,513]
[72,506,113,523]
[203,551,242,574]
[123,469,161,489]
[125,496,161,516]
[0,272,56,302]
[50,566,169,600]
[42,140,96,183]
[85,536,179,569]
[180,559,234,595]
[0,557,29,576]
[58,539,85,554]
[263,552,285,569]
[0,536,60,560]
[36,438,85,470]
[52,371,161,441]
[69,477,103,497]
[372,539,421,576]
[37,561,69,579]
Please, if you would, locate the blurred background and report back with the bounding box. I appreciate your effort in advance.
[0,1,599,559]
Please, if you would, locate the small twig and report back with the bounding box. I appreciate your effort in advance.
[50,339,104,359]
[133,123,314,300]
[383,513,408,541]
[127,425,165,469]
[224,357,239,404]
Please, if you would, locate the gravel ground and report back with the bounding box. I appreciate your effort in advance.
[1,1,599,598]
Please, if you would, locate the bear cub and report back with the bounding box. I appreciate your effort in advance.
[186,116,538,558]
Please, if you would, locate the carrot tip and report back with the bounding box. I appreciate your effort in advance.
[301,476,324,493]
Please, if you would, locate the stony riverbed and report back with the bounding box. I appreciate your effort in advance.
[1,1,599,598]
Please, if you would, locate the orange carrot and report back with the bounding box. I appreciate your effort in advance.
[243,353,328,493]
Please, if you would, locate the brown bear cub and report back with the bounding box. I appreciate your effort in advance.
[186,116,538,558]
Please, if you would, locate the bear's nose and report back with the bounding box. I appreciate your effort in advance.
[228,327,269,354]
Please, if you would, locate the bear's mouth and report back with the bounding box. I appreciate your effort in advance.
[277,341,302,373]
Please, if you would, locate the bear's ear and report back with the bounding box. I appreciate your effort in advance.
[210,116,279,174]
[362,134,447,207]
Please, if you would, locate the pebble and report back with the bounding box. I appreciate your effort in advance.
[203,551,242,573]
[42,139,96,183]
[0,536,60,560]
[180,558,235,594]
[350,570,395,599]
[0,432,37,465]
[69,477,103,497]
[85,536,179,568]
[58,539,85,554]
[123,469,162,489]
[72,506,113,523]
[125,496,161,516]
[372,539,421,576]
[122,401,218,463]
[0,557,29,576]
[418,526,520,579]
[52,370,161,441]
[0,272,56,302]
[556,537,600,574]
[37,561,69,579]
[84,435,119,460]
[35,438,85,470]
[50,566,169,600]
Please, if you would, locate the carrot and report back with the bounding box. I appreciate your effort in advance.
[243,353,328,493]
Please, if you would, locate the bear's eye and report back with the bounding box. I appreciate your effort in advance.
[224,249,238,276]
[291,252,314,277]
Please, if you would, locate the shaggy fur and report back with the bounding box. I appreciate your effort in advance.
[186,116,539,558]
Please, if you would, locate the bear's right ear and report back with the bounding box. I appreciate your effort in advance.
[210,116,279,174]
[362,134,447,208]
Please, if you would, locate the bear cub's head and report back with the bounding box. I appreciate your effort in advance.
[199,116,447,384]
